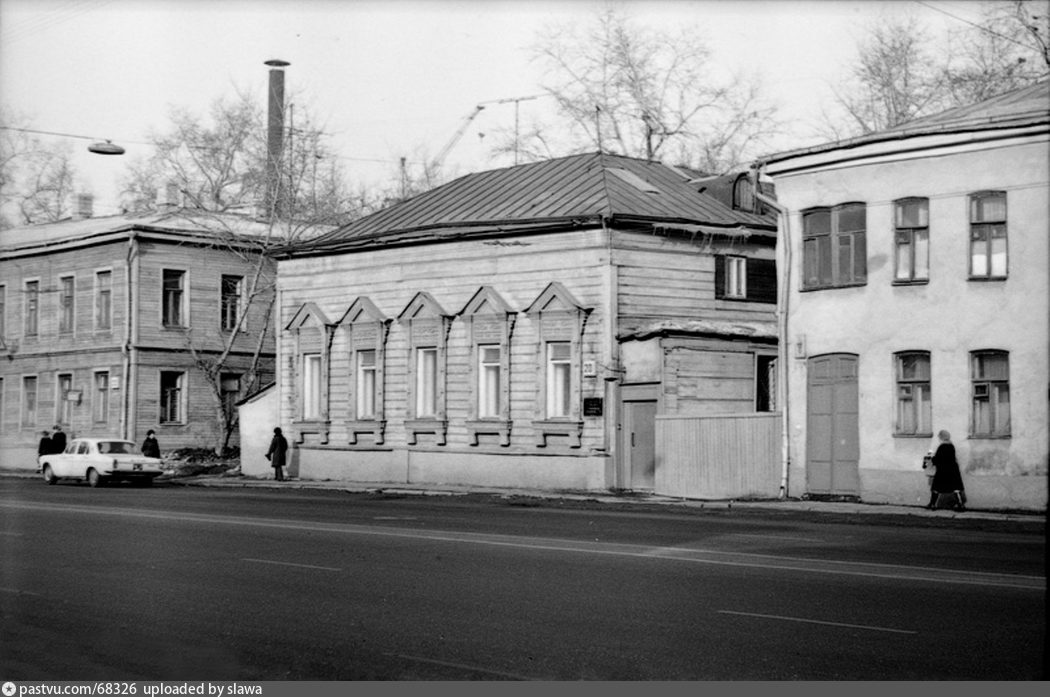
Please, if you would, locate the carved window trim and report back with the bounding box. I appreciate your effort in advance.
[524,282,591,448]
[459,286,516,446]
[336,298,391,446]
[397,292,452,446]
[285,302,332,444]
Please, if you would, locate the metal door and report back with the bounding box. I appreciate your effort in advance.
[806,354,859,494]
[625,400,657,490]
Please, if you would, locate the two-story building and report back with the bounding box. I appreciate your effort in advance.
[759,80,1049,511]
[0,206,278,468]
[267,152,779,493]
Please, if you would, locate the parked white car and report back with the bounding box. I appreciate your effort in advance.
[38,438,164,487]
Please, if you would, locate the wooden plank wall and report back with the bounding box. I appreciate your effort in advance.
[655,413,782,499]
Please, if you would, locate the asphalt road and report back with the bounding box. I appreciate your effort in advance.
[1,478,1045,680]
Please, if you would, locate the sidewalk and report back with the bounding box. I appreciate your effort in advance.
[169,471,1045,525]
[4,468,1044,526]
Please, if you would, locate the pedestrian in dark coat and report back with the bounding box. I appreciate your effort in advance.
[38,431,52,457]
[266,427,288,481]
[141,430,161,458]
[930,430,966,511]
[50,426,66,454]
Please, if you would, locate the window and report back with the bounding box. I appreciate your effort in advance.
[971,351,1010,437]
[220,374,240,423]
[0,284,6,340]
[356,350,376,419]
[94,371,110,423]
[24,280,39,336]
[95,271,112,330]
[159,371,184,423]
[895,352,931,436]
[56,373,73,426]
[802,203,867,289]
[733,175,756,212]
[415,347,438,417]
[162,269,185,327]
[477,345,502,418]
[970,192,1007,279]
[894,198,929,283]
[220,275,243,332]
[546,342,572,418]
[22,376,37,428]
[0,377,4,434]
[756,355,777,412]
[725,257,747,298]
[302,353,322,420]
[715,256,776,303]
[59,276,74,333]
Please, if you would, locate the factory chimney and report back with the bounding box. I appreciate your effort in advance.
[264,59,290,219]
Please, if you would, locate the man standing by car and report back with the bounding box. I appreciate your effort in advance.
[50,425,67,454]
[38,430,52,459]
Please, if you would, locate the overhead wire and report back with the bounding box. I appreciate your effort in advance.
[915,0,1045,52]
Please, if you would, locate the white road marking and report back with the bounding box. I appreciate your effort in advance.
[718,610,917,634]
[0,586,41,596]
[727,533,828,543]
[387,652,539,680]
[242,558,341,572]
[4,500,1043,590]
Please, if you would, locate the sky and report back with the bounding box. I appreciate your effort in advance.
[0,0,990,216]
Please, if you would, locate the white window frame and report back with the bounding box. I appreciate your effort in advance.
[546,341,572,419]
[302,353,323,420]
[415,347,438,418]
[220,274,244,333]
[971,350,1010,437]
[162,268,187,327]
[969,191,1007,279]
[58,274,75,334]
[725,256,747,299]
[22,375,38,430]
[159,370,185,424]
[894,352,932,436]
[24,279,40,337]
[94,269,112,331]
[355,349,377,419]
[477,344,502,418]
[894,198,929,283]
[94,370,110,424]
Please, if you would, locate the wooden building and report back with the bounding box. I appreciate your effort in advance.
[0,208,278,468]
[271,152,779,492]
[759,80,1049,511]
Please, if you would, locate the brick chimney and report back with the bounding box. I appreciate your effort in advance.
[72,193,94,219]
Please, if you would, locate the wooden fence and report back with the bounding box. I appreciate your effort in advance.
[655,413,782,500]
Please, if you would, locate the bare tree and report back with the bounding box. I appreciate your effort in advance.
[118,89,366,453]
[824,2,1049,139]
[828,14,951,137]
[0,110,81,228]
[508,6,779,174]
[943,0,1050,104]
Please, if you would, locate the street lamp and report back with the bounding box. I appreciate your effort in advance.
[87,140,125,155]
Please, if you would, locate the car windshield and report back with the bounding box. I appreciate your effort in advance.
[98,441,133,454]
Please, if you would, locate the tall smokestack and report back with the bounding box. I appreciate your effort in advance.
[264,59,290,218]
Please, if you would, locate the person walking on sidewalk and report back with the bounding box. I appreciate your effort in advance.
[38,431,52,459]
[266,427,288,481]
[930,430,966,511]
[50,425,67,454]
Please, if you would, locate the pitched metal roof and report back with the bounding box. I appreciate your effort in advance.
[281,152,775,257]
[761,79,1050,167]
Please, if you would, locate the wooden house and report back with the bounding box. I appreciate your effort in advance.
[0,208,278,468]
[759,80,1049,511]
[271,152,779,493]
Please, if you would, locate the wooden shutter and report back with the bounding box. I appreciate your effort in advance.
[747,258,777,304]
[714,255,725,300]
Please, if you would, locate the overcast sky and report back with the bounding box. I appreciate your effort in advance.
[0,0,986,216]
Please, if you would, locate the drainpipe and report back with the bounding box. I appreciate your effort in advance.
[752,165,792,500]
[121,232,139,440]
[600,214,621,488]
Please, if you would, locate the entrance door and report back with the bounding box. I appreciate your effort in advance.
[806,354,859,495]
[624,400,657,490]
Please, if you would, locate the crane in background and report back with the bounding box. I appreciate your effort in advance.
[427,93,546,173]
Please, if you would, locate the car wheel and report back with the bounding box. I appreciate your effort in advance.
[87,468,103,488]
[42,464,58,485]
